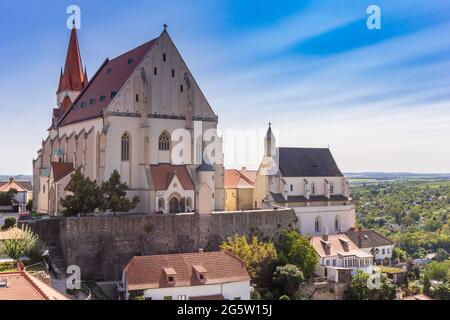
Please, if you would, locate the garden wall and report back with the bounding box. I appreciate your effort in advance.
[28,208,296,281]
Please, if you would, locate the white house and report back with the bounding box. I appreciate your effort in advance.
[33,26,225,216]
[253,124,355,236]
[310,234,374,283]
[0,178,32,213]
[122,251,251,300]
[345,228,395,263]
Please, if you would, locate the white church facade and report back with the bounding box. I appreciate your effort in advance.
[33,26,225,215]
[253,125,355,236]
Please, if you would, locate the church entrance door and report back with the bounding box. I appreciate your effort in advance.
[169,197,179,214]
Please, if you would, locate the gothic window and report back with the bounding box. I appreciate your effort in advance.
[335,215,341,232]
[330,183,334,194]
[311,183,316,195]
[158,198,165,211]
[315,216,321,233]
[159,132,170,151]
[290,185,293,192]
[121,133,130,161]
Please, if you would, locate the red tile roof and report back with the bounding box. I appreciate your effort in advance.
[124,251,250,291]
[150,164,195,191]
[59,37,158,126]
[57,27,88,93]
[51,162,74,182]
[224,168,257,189]
[0,271,69,300]
[0,178,30,193]
[310,234,373,259]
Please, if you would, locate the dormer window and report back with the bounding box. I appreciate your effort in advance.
[111,91,117,99]
[100,95,106,102]
[163,267,177,285]
[193,265,208,283]
[81,102,87,109]
[128,58,133,65]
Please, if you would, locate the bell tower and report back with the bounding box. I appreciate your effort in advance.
[56,26,88,107]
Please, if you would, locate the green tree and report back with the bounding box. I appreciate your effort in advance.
[435,248,449,262]
[346,270,370,300]
[60,168,104,217]
[272,264,304,297]
[220,234,277,286]
[278,230,318,278]
[0,189,18,206]
[101,170,139,216]
[423,273,431,294]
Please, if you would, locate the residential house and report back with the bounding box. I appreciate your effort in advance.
[224,167,257,211]
[0,270,69,300]
[122,251,251,300]
[253,124,355,236]
[310,234,374,283]
[345,228,395,263]
[0,178,32,213]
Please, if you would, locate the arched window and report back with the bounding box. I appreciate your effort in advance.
[121,133,130,161]
[311,183,316,195]
[43,185,46,194]
[186,197,192,210]
[335,215,341,232]
[330,183,334,195]
[315,216,321,233]
[158,198,165,211]
[159,131,170,151]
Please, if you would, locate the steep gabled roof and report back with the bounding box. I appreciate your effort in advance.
[50,162,74,182]
[278,147,343,177]
[58,38,158,127]
[150,164,195,191]
[0,179,31,193]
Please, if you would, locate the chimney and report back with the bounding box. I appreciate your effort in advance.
[322,225,329,241]
[198,248,204,254]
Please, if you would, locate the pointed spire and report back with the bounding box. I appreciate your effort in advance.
[265,122,273,140]
[57,27,87,93]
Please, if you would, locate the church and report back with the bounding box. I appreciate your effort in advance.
[252,124,355,236]
[32,26,225,215]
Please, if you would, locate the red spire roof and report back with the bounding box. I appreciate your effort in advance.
[57,27,88,93]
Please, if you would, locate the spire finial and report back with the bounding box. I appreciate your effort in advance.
[269,122,271,128]
[163,24,168,32]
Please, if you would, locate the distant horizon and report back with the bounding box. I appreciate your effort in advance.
[1,171,450,179]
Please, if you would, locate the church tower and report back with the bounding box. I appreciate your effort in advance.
[56,27,88,107]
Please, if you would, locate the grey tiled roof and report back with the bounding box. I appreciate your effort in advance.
[345,229,394,248]
[278,147,343,177]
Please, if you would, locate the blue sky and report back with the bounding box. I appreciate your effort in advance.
[1,0,450,174]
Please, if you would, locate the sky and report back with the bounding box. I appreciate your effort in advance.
[0,0,450,174]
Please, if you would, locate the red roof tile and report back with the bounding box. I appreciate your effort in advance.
[224,168,257,189]
[0,178,30,193]
[59,38,158,126]
[0,271,69,300]
[51,162,74,182]
[150,164,195,191]
[124,251,250,291]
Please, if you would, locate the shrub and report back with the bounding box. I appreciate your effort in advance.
[3,226,43,261]
[1,217,16,230]
[279,295,291,300]
[251,288,261,300]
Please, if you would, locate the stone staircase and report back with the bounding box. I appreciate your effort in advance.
[46,245,66,279]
